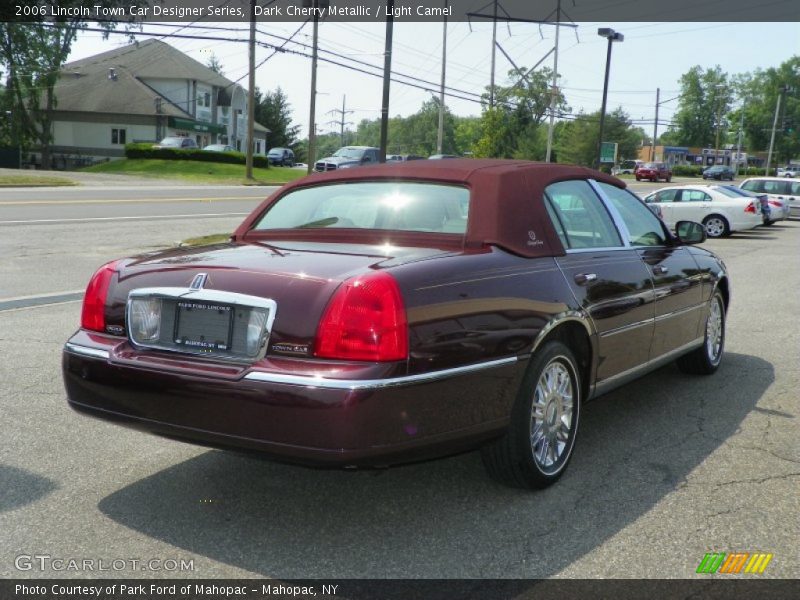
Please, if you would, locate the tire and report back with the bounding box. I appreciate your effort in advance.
[666,176,672,183]
[635,176,641,181]
[677,290,725,375]
[702,214,729,238]
[481,341,581,489]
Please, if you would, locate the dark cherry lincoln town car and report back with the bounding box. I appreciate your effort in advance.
[63,160,729,489]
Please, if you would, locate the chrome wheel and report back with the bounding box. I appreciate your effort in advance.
[704,217,726,238]
[706,295,724,364]
[530,358,575,471]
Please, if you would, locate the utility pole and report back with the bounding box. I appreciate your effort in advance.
[379,0,394,163]
[765,85,790,176]
[713,83,727,166]
[489,0,498,108]
[245,0,256,180]
[651,87,660,162]
[735,100,745,177]
[437,0,448,154]
[544,0,561,163]
[465,1,576,163]
[306,1,327,174]
[327,95,353,146]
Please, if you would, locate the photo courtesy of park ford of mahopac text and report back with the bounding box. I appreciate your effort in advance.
[1,0,799,598]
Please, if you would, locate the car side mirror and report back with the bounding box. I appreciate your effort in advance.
[676,221,706,245]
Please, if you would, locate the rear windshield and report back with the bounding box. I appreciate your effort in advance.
[252,182,470,234]
[711,186,743,198]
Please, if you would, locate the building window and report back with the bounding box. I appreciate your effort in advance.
[197,92,211,108]
[255,140,262,154]
[111,128,126,144]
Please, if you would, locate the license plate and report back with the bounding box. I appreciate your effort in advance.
[174,301,234,352]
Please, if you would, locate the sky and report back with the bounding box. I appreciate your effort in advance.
[65,21,800,138]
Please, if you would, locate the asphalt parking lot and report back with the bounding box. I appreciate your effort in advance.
[0,185,797,580]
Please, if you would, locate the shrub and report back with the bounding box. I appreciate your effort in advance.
[124,143,269,168]
[672,165,704,177]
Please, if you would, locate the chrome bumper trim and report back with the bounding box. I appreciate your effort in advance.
[64,343,110,360]
[243,356,520,390]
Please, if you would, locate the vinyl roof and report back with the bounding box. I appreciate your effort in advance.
[236,160,626,258]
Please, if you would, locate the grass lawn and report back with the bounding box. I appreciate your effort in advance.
[81,159,306,184]
[0,174,77,186]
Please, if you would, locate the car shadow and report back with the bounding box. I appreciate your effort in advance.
[0,465,57,513]
[98,352,771,578]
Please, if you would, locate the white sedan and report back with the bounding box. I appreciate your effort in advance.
[643,185,762,238]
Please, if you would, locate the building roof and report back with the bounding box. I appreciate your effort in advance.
[56,39,268,132]
[64,39,234,89]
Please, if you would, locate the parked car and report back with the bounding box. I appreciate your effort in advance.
[314,146,379,171]
[635,162,672,182]
[613,159,643,176]
[202,144,234,153]
[153,136,198,149]
[740,177,800,218]
[267,147,295,167]
[702,165,735,181]
[63,160,728,490]
[717,184,787,225]
[387,154,425,162]
[776,166,799,178]
[428,154,459,159]
[643,184,762,238]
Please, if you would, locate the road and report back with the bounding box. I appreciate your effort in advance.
[0,185,276,299]
[1,180,797,580]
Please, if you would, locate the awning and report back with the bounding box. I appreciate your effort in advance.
[168,117,227,135]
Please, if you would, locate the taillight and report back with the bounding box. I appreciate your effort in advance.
[81,260,121,332]
[744,201,756,214]
[315,271,408,362]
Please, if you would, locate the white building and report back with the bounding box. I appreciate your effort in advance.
[46,39,268,166]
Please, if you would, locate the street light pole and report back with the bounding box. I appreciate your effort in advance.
[596,28,623,170]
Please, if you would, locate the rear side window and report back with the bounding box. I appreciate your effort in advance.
[741,180,760,192]
[681,190,710,202]
[253,182,469,233]
[597,182,668,247]
[790,182,800,196]
[652,189,678,202]
[544,180,622,249]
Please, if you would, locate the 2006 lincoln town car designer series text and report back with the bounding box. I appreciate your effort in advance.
[63,160,729,489]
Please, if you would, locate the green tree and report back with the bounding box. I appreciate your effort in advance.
[254,87,301,154]
[732,56,800,164]
[0,4,133,166]
[663,66,733,148]
[555,108,646,167]
[453,116,481,156]
[474,66,568,158]
[205,53,224,75]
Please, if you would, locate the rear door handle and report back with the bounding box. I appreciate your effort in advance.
[574,273,597,285]
[653,265,669,275]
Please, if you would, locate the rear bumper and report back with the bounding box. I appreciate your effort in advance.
[62,332,522,467]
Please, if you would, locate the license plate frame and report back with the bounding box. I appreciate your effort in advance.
[173,300,235,353]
